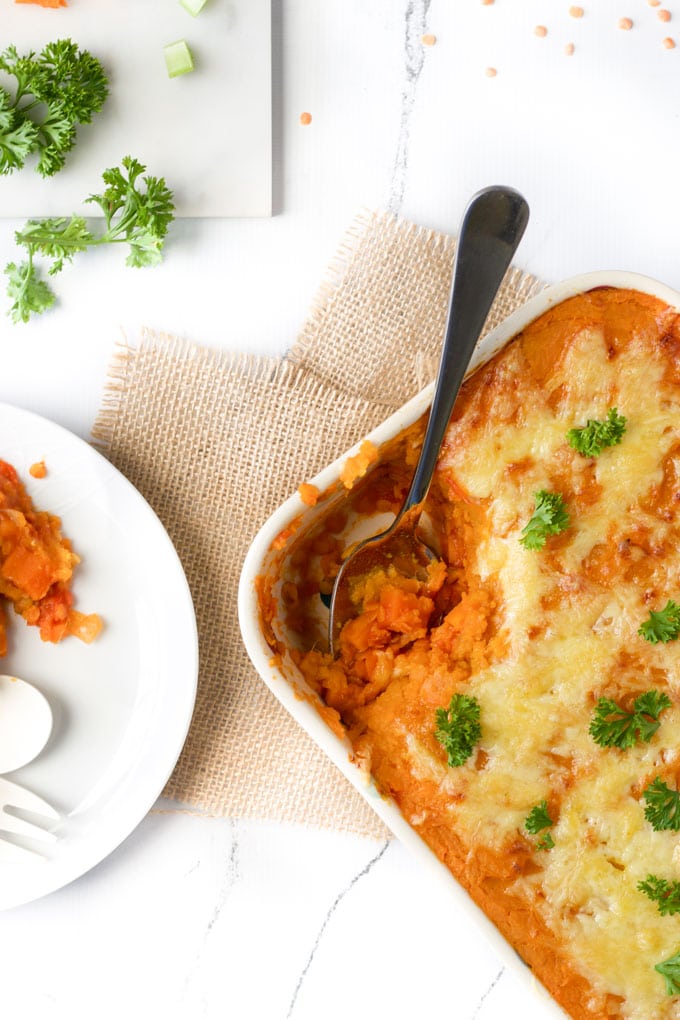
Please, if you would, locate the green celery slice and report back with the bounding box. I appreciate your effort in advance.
[164,40,195,78]
[179,0,209,14]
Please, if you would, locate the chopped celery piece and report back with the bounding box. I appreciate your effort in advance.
[179,0,209,14]
[164,40,194,78]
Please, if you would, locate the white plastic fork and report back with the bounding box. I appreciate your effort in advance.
[0,776,60,862]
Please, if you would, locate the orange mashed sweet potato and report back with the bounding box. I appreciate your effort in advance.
[259,288,680,1020]
[0,459,101,656]
[297,482,320,507]
[15,0,68,7]
[339,439,379,489]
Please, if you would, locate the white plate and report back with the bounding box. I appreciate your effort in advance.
[0,402,198,910]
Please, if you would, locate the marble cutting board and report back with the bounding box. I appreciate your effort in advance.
[0,0,272,217]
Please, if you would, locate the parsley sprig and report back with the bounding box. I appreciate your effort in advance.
[639,875,680,916]
[643,777,680,832]
[519,490,569,550]
[5,156,175,323]
[567,408,627,457]
[589,690,671,749]
[655,950,680,996]
[434,694,481,768]
[5,260,55,320]
[639,601,680,645]
[524,800,555,850]
[0,40,108,177]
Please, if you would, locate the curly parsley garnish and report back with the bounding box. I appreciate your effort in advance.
[639,601,680,645]
[567,408,627,457]
[524,800,555,850]
[5,156,175,323]
[4,260,55,321]
[519,490,569,550]
[639,875,680,917]
[655,950,680,996]
[589,690,671,749]
[0,40,108,177]
[434,694,481,768]
[643,777,680,832]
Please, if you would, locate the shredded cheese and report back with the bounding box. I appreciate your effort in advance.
[282,288,680,1019]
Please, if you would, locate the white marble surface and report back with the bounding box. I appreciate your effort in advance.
[2,1,680,1016]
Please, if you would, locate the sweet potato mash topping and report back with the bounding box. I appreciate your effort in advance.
[262,288,680,1020]
[0,460,101,654]
[339,440,379,490]
[297,482,320,507]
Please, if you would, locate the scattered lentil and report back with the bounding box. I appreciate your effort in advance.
[662,35,676,46]
[299,111,312,125]
[658,8,671,21]
[481,0,494,5]
[565,41,576,55]
[569,6,584,17]
[485,66,498,76]
[28,461,46,479]
[534,24,548,37]
[649,0,661,6]
[421,33,437,46]
[618,17,633,29]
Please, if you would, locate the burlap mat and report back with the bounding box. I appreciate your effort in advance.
[92,210,543,839]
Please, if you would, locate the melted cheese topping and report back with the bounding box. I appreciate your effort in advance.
[287,288,680,1020]
[434,299,680,1018]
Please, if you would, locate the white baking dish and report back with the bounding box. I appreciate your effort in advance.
[238,270,680,1018]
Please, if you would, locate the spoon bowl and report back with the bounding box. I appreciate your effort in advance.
[328,186,530,653]
[0,674,53,773]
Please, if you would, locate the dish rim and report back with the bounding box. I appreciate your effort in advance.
[237,269,680,1014]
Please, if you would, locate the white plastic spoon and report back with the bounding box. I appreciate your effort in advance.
[0,674,53,773]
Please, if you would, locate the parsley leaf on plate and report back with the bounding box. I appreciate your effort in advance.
[0,40,108,177]
[0,89,38,174]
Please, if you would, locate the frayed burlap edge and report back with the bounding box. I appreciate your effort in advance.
[91,210,544,838]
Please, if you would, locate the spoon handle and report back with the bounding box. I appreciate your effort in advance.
[402,185,530,512]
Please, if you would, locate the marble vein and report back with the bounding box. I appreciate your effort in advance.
[286,840,391,1018]
[471,967,505,1018]
[204,822,240,938]
[387,0,433,216]
[179,819,241,1015]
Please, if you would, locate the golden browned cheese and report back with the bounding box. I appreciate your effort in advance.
[263,287,680,1020]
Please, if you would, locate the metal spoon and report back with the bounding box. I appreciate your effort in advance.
[328,185,530,654]
[0,674,53,773]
